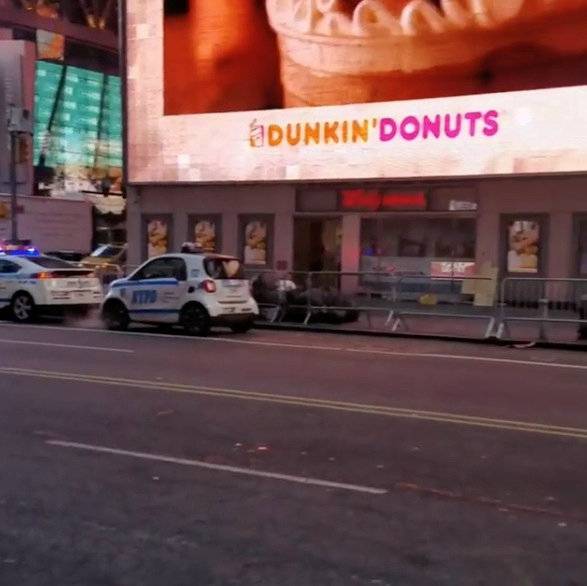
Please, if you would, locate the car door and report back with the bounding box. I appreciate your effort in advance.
[126,257,187,323]
[0,259,21,309]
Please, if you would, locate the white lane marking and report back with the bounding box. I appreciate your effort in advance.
[342,348,587,371]
[0,338,134,354]
[1,321,585,371]
[46,440,388,496]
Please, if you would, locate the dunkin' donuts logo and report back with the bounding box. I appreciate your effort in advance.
[249,110,499,148]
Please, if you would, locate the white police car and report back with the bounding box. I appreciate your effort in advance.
[0,248,102,322]
[101,252,259,335]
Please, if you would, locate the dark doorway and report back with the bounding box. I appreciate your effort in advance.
[294,218,341,273]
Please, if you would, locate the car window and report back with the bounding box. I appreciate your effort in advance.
[91,245,124,258]
[204,258,244,279]
[31,256,76,269]
[131,258,187,281]
[0,260,20,274]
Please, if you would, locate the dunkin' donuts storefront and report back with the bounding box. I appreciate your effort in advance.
[123,0,587,282]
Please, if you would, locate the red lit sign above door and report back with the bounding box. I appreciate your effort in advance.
[340,189,427,211]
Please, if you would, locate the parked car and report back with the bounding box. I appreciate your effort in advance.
[45,250,87,263]
[81,244,127,283]
[101,252,259,335]
[0,249,102,322]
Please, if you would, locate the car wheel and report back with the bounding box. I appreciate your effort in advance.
[230,320,254,334]
[11,292,36,323]
[181,303,210,336]
[102,300,130,331]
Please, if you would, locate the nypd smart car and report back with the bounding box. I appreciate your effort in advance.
[101,252,259,335]
[0,245,102,322]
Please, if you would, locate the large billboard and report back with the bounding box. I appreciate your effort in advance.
[126,0,587,183]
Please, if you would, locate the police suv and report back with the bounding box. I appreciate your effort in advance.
[0,243,102,322]
[101,252,259,335]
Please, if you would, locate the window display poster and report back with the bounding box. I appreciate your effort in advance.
[507,220,540,273]
[193,219,217,253]
[147,219,169,258]
[243,219,268,266]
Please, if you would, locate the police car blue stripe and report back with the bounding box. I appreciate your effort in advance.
[129,309,179,315]
[111,279,179,288]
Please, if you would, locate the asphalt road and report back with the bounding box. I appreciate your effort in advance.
[0,321,586,585]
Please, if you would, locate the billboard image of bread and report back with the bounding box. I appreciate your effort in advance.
[163,0,587,113]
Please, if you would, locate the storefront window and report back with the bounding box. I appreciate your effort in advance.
[361,218,476,277]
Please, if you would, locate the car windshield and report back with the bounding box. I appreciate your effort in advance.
[204,257,245,279]
[30,256,78,269]
[90,245,123,258]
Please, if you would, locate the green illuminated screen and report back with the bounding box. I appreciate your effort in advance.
[34,61,122,193]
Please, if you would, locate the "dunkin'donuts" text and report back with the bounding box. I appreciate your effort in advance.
[252,110,500,148]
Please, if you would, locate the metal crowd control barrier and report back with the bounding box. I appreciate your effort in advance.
[496,277,587,341]
[247,269,499,338]
[389,274,497,338]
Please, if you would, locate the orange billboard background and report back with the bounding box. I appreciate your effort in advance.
[164,0,281,114]
[164,0,587,116]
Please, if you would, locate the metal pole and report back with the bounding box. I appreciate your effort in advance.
[9,130,18,241]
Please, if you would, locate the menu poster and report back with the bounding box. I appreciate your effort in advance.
[193,217,218,253]
[243,219,268,266]
[147,218,169,258]
[507,220,540,273]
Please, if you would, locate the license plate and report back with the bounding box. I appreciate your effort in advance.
[64,279,94,290]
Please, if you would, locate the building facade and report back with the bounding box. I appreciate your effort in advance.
[124,0,587,283]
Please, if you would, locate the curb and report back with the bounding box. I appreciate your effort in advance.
[253,322,587,352]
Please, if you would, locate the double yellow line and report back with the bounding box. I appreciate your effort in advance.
[2,366,587,441]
